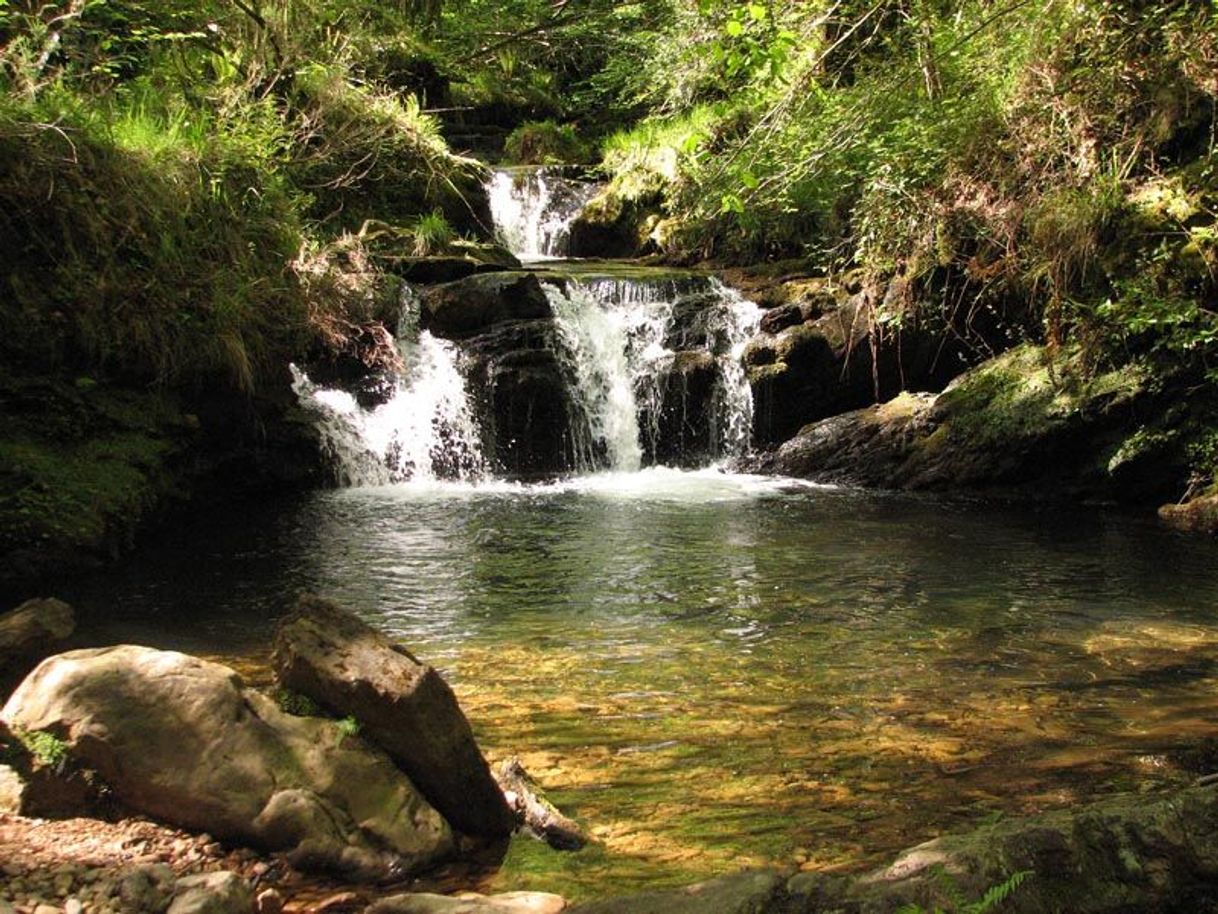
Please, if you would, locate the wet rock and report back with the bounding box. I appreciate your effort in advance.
[422,273,551,339]
[639,351,718,468]
[0,598,75,697]
[493,758,586,851]
[753,345,1162,500]
[369,893,566,914]
[167,872,254,914]
[2,646,453,880]
[387,247,523,286]
[745,289,961,446]
[757,303,803,336]
[568,871,784,914]
[461,320,587,478]
[1159,493,1218,535]
[447,241,524,273]
[273,595,516,839]
[761,392,937,484]
[568,186,660,259]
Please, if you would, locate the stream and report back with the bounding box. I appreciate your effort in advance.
[60,167,1218,901]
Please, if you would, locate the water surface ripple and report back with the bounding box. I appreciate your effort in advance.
[67,471,1218,897]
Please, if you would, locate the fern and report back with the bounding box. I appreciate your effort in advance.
[895,868,1033,914]
[966,870,1032,914]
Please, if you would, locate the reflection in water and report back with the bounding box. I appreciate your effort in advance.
[64,471,1218,898]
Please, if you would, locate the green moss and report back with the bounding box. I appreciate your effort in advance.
[17,729,70,768]
[935,345,1148,449]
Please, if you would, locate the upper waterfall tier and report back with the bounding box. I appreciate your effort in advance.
[292,266,760,485]
[487,167,601,260]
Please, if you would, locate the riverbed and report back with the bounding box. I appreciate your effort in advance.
[63,469,1218,899]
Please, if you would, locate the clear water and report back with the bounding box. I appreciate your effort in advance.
[64,471,1218,898]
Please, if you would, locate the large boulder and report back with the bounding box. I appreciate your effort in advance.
[1,646,453,880]
[273,596,517,839]
[422,273,551,339]
[753,345,1170,502]
[0,598,74,697]
[744,285,963,446]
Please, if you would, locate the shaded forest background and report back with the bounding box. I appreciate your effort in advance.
[1,0,1216,576]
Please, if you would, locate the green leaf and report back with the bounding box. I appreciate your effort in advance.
[748,3,767,20]
[725,19,744,37]
[720,192,745,214]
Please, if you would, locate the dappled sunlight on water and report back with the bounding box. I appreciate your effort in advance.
[67,473,1218,899]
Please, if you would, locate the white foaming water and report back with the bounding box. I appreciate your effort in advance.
[292,307,487,486]
[547,281,670,472]
[294,270,762,489]
[708,278,763,457]
[547,275,760,473]
[340,465,831,503]
[487,168,600,260]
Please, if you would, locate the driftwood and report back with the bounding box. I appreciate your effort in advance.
[493,757,587,851]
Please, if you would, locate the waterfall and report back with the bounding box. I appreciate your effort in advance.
[487,167,600,260]
[291,291,488,486]
[547,275,760,473]
[293,273,760,485]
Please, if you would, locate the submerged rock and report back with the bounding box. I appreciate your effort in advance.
[570,785,1218,913]
[569,871,784,914]
[1,646,453,880]
[0,598,75,698]
[368,892,566,914]
[273,595,516,839]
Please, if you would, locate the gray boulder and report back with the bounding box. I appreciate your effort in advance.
[272,595,517,839]
[167,872,254,914]
[0,598,74,697]
[1,646,453,881]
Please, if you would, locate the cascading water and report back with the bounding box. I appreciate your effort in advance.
[487,167,600,260]
[292,272,760,485]
[291,289,488,486]
[545,274,760,473]
[293,162,761,485]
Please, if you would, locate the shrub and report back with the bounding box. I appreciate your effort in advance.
[504,120,592,165]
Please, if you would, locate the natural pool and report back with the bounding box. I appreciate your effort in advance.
[65,469,1218,899]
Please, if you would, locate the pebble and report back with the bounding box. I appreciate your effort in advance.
[63,901,82,914]
[255,888,284,914]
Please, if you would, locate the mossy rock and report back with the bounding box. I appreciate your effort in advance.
[1159,493,1218,535]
